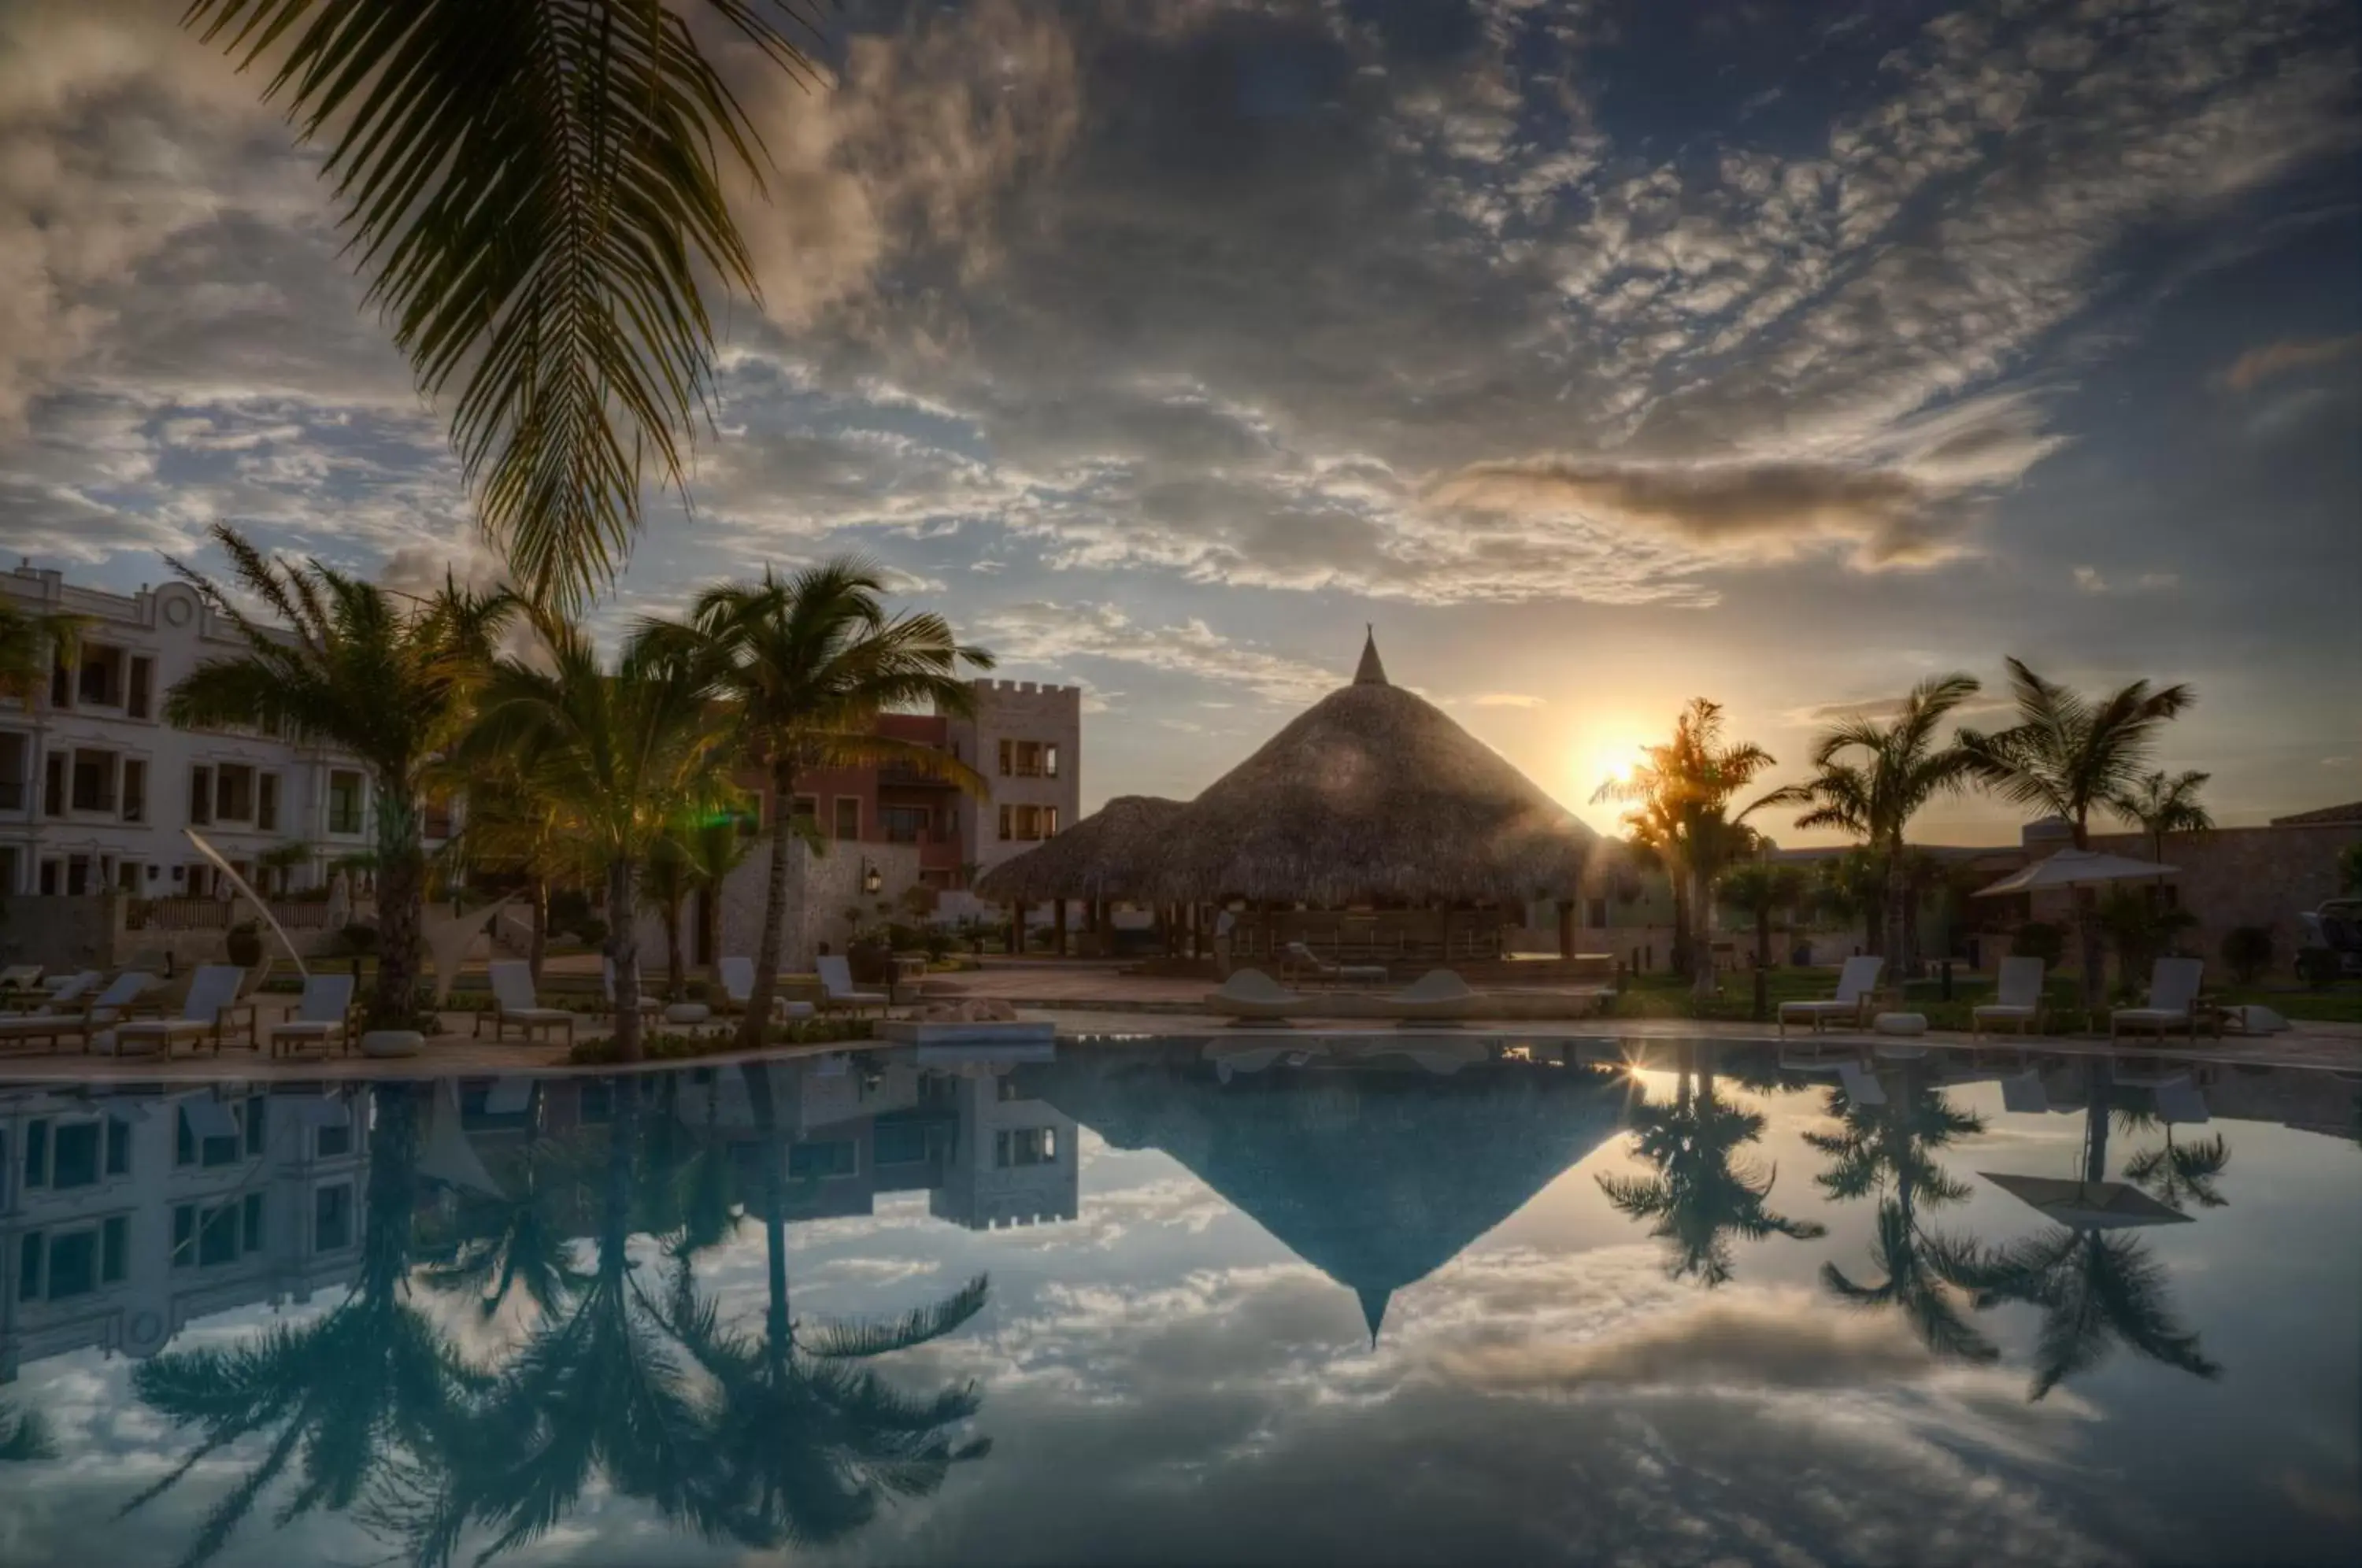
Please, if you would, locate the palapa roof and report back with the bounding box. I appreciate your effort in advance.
[974,794,1183,902]
[1146,631,1601,904]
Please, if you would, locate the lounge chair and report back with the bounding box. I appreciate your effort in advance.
[603,957,664,1019]
[1972,956,2049,1039]
[815,956,890,1017]
[2111,957,2207,1043]
[474,960,577,1048]
[112,964,250,1056]
[1386,969,1475,1026]
[1779,1047,1887,1106]
[267,973,358,1058]
[0,990,108,1053]
[1283,941,1387,987]
[6,968,94,1014]
[715,956,816,1022]
[1776,956,1886,1036]
[1204,967,1309,1027]
[0,963,43,1001]
[83,970,159,1023]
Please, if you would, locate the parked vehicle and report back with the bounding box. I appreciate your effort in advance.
[2295,898,2362,986]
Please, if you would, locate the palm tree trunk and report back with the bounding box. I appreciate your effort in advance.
[608,857,643,1062]
[737,760,798,1052]
[1884,843,1911,981]
[2082,1059,2112,1186]
[372,780,425,1030]
[743,1063,792,1352]
[1669,875,1691,978]
[661,893,684,1003]
[1689,867,1714,1000]
[528,875,548,986]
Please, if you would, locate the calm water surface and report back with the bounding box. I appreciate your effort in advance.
[0,1039,2355,1566]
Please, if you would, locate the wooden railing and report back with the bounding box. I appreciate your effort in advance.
[128,897,340,931]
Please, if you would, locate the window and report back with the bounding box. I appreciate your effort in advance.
[1045,807,1058,837]
[328,771,364,834]
[102,1215,127,1283]
[1000,805,1053,842]
[832,797,861,842]
[175,1201,252,1270]
[44,752,65,817]
[316,1120,353,1159]
[1044,742,1060,779]
[257,772,280,831]
[106,1115,130,1176]
[998,804,1012,841]
[188,764,213,826]
[121,758,146,823]
[127,656,153,719]
[215,764,255,823]
[314,1184,353,1251]
[997,738,1013,777]
[70,749,117,813]
[17,1220,128,1302]
[17,1233,39,1300]
[176,1099,258,1169]
[242,1192,265,1253]
[994,1126,1057,1167]
[246,1096,267,1158]
[787,1139,859,1179]
[46,1230,97,1299]
[1587,897,1608,929]
[76,644,124,707]
[172,1204,194,1268]
[0,732,26,812]
[1013,741,1045,778]
[50,1120,100,1189]
[790,794,818,829]
[873,1121,931,1166]
[21,1118,46,1185]
[880,805,928,844]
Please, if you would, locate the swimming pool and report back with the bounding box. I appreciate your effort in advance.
[1,1038,2355,1566]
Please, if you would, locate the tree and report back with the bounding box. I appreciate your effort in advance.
[641,562,993,1049]
[0,598,87,705]
[2342,841,2362,896]
[0,1400,56,1463]
[1720,861,1805,970]
[1958,659,2195,849]
[1810,847,1883,956]
[465,612,733,1061]
[1594,699,1779,999]
[443,762,586,985]
[181,1,822,608]
[1597,1045,1824,1285]
[1755,674,1982,974]
[686,816,752,982]
[642,830,700,1004]
[2110,769,2213,864]
[2124,1130,2231,1214]
[165,527,513,1030]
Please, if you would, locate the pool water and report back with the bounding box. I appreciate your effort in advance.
[1,1039,2355,1566]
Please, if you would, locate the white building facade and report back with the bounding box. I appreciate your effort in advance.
[1,564,417,900]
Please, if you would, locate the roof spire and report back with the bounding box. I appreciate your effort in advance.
[1353,624,1388,686]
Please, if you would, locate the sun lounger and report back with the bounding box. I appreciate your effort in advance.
[1777,956,1885,1036]
[266,973,358,1058]
[83,971,159,1023]
[816,956,889,1017]
[0,998,102,1052]
[716,956,815,1021]
[1972,956,2049,1038]
[474,960,577,1047]
[1386,968,1476,1025]
[2110,957,2207,1043]
[1205,967,1310,1026]
[1283,941,1387,987]
[604,957,664,1018]
[112,965,249,1056]
[0,964,43,1001]
[5,968,94,1015]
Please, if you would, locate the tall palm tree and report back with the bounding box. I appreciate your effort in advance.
[641,562,994,1048]
[165,527,513,1030]
[1595,698,1778,998]
[181,1,822,607]
[1597,1045,1825,1285]
[1756,674,1983,974]
[2123,1127,2231,1213]
[124,1086,487,1568]
[2109,768,2214,864]
[416,1135,597,1328]
[440,763,586,985]
[1808,1061,1997,1363]
[687,815,753,980]
[465,612,734,1060]
[0,598,87,705]
[642,829,700,1003]
[1957,659,2196,849]
[1720,860,1805,971]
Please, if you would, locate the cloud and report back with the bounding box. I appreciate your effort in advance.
[1464,692,1544,708]
[1431,457,1977,570]
[2072,566,2181,596]
[974,600,1340,704]
[2223,332,2362,391]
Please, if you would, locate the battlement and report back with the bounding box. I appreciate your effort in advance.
[973,678,1081,699]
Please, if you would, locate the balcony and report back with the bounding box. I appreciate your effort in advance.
[876,758,961,789]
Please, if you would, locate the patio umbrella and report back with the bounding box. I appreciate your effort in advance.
[1978,1171,2192,1230]
[1973,848,2178,1014]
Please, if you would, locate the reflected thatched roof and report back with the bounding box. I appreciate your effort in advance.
[975,794,1183,902]
[1146,633,1600,903]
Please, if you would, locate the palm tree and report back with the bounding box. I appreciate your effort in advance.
[642,829,700,1003]
[165,527,513,1030]
[465,612,734,1060]
[416,1132,597,1328]
[1597,1045,1825,1285]
[1755,674,1982,974]
[1720,860,1805,972]
[441,763,584,984]
[2110,768,2214,864]
[687,815,752,982]
[1958,659,2196,849]
[0,1400,56,1462]
[2124,1129,2231,1213]
[0,598,87,704]
[181,2,820,607]
[1595,699,1778,998]
[641,562,994,1048]
[124,1086,486,1568]
[1808,1060,1997,1363]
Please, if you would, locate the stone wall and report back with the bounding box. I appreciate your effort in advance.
[695,838,926,972]
[2085,821,2360,977]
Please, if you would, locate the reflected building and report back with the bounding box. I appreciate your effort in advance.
[1020,1041,1627,1338]
[0,1085,368,1382]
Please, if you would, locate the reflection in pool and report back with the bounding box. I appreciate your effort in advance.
[0,1040,2355,1566]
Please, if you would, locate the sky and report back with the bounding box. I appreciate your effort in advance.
[2,0,2357,841]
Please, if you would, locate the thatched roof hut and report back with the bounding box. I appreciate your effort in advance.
[974,794,1183,903]
[1147,631,1600,904]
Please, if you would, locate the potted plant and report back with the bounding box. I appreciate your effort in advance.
[225,919,265,967]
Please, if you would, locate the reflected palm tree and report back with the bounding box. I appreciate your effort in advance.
[1808,1060,1997,1362]
[1957,1060,2222,1400]
[124,1085,486,1568]
[1598,1045,1825,1286]
[0,1400,55,1462]
[416,1124,596,1327]
[390,1075,739,1567]
[2120,1102,2231,1214]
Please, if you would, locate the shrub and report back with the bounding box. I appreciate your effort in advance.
[2221,926,2274,985]
[571,916,609,949]
[338,922,380,956]
[565,1014,875,1065]
[2010,921,2065,969]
